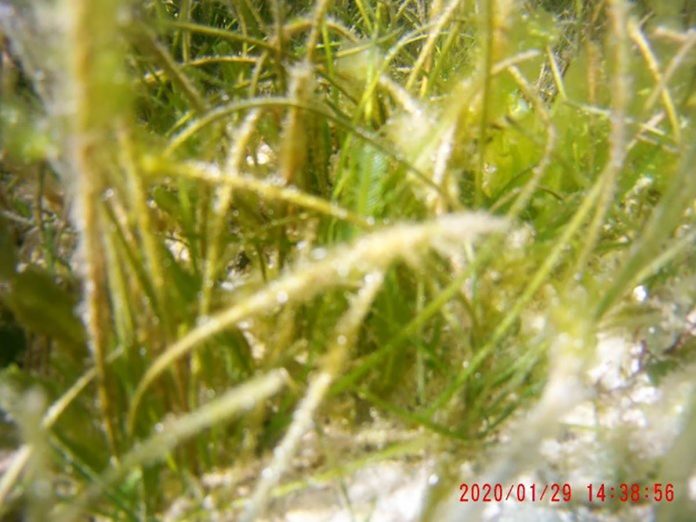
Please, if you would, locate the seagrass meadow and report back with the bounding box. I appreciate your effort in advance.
[0,0,695,520]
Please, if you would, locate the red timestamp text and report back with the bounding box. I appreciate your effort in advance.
[458,482,573,503]
[587,483,675,503]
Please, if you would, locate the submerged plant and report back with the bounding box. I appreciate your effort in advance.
[0,0,694,520]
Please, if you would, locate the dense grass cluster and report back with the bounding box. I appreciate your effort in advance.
[1,0,695,519]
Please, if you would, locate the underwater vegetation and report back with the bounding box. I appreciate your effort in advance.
[0,0,695,519]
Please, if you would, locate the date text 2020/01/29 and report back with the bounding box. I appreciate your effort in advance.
[458,482,676,503]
